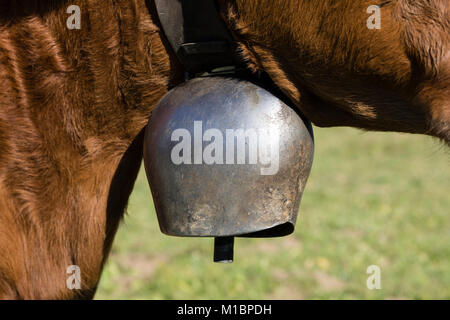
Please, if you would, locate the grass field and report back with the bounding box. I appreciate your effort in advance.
[96,127,449,299]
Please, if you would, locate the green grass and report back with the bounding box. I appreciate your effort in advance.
[96,127,449,299]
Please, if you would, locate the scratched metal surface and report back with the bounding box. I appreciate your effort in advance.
[143,77,314,237]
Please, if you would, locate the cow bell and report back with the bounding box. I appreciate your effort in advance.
[143,76,314,263]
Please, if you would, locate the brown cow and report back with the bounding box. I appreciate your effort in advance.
[0,0,447,299]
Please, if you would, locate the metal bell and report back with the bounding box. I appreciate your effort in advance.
[143,77,314,262]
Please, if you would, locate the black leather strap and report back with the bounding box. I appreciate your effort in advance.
[154,0,244,74]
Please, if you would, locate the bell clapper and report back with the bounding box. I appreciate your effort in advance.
[214,237,235,263]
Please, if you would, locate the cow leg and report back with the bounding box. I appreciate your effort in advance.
[422,64,450,143]
[0,0,175,299]
[399,0,450,142]
[418,85,450,143]
[0,132,144,299]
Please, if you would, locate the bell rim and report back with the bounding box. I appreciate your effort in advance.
[157,221,295,238]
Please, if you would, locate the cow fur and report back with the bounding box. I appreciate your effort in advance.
[0,0,447,299]
[219,0,450,141]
